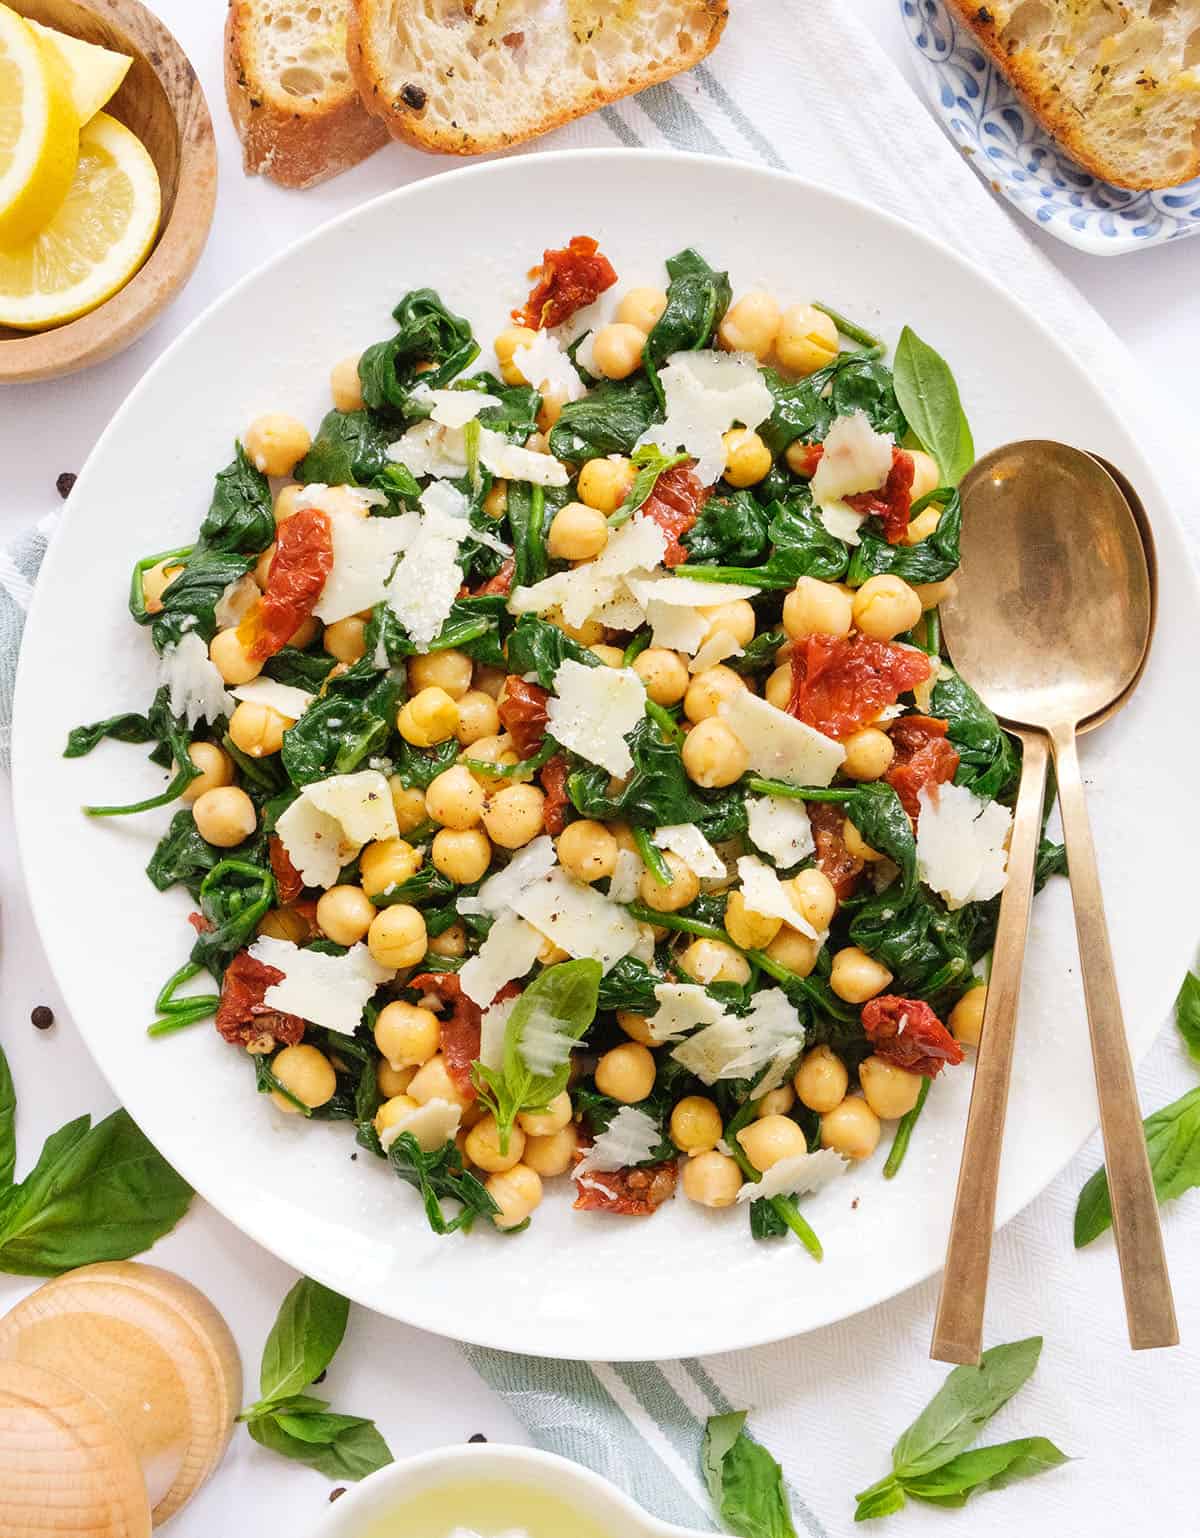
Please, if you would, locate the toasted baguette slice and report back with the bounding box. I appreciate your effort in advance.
[347,0,728,155]
[225,0,389,189]
[949,0,1200,189]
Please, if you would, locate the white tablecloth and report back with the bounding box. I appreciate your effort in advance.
[1,2,1197,1533]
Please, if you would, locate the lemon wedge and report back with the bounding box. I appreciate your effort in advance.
[0,110,159,329]
[27,19,131,124]
[0,5,79,244]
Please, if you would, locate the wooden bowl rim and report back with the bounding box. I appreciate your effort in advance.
[0,0,217,383]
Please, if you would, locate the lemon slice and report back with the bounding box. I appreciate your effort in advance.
[0,5,78,244]
[27,19,131,124]
[0,110,160,329]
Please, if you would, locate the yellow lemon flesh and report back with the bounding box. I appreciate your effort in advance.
[27,19,131,124]
[0,5,79,244]
[0,110,160,329]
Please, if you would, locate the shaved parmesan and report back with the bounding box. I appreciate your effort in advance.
[810,412,893,504]
[298,483,387,515]
[379,1097,462,1154]
[654,824,724,879]
[690,629,744,673]
[546,659,645,777]
[737,855,818,938]
[387,420,469,479]
[512,331,587,403]
[276,770,397,888]
[670,987,804,1085]
[575,1106,663,1176]
[637,350,773,487]
[628,575,761,607]
[387,483,471,648]
[230,678,313,720]
[745,794,815,868]
[512,868,642,973]
[607,848,644,904]
[509,514,668,630]
[518,996,578,1077]
[249,937,393,1036]
[735,1147,849,1202]
[411,383,501,428]
[644,600,707,654]
[304,769,397,846]
[214,574,260,630]
[816,500,867,546]
[457,836,557,917]
[478,995,518,1072]
[313,506,416,624]
[719,690,845,787]
[459,914,543,1007]
[158,633,234,729]
[478,428,569,488]
[916,782,1012,910]
[647,983,727,1044]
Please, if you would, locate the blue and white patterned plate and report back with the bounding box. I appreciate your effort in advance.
[901,0,1200,253]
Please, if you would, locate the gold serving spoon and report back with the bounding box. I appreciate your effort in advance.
[930,440,1177,1364]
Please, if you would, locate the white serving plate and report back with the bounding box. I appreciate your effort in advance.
[13,150,1199,1361]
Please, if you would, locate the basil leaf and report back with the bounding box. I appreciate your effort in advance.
[1074,1084,1200,1247]
[702,1411,798,1538]
[901,1436,1069,1508]
[610,444,689,527]
[0,1110,192,1277]
[0,1047,15,1188]
[1176,970,1200,1065]
[852,1475,907,1522]
[258,1277,350,1404]
[248,1408,393,1481]
[892,327,974,486]
[891,1337,1043,1478]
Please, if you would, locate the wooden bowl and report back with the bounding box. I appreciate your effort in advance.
[0,0,217,382]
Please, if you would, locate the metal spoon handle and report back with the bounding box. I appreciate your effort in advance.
[930,727,1048,1365]
[1049,723,1178,1350]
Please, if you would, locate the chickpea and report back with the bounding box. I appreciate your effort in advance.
[330,355,364,412]
[820,1096,881,1161]
[765,663,792,710]
[367,904,427,968]
[465,1114,526,1174]
[290,615,320,650]
[616,286,668,333]
[483,783,545,849]
[425,765,486,831]
[209,627,263,687]
[180,742,234,803]
[432,828,492,885]
[757,1085,796,1118]
[253,544,276,589]
[717,292,782,360]
[843,818,883,862]
[451,689,500,748]
[273,484,304,525]
[841,726,895,782]
[244,413,311,478]
[764,927,820,977]
[589,644,626,668]
[483,480,508,519]
[535,932,571,966]
[633,647,689,706]
[377,1060,416,1099]
[670,1096,723,1156]
[409,649,473,701]
[722,427,773,488]
[637,850,699,913]
[193,786,256,848]
[360,838,421,897]
[322,616,366,665]
[408,1052,470,1111]
[914,576,957,613]
[682,718,749,789]
[794,1045,849,1114]
[269,1044,337,1113]
[684,664,747,724]
[523,1124,579,1177]
[141,557,183,614]
[388,779,428,834]
[518,1091,572,1138]
[258,907,311,943]
[617,1010,654,1046]
[830,946,893,1003]
[908,449,940,503]
[950,985,987,1047]
[398,686,459,747]
[595,1042,656,1104]
[494,325,538,386]
[783,577,853,640]
[536,386,567,434]
[547,502,609,562]
[852,574,923,641]
[375,999,440,1070]
[525,432,550,454]
[427,921,467,959]
[487,1164,543,1229]
[904,506,942,546]
[737,1113,808,1171]
[680,938,751,986]
[682,1150,744,1208]
[374,1093,418,1138]
[775,304,839,375]
[464,734,520,790]
[724,890,782,951]
[556,819,618,883]
[577,456,635,514]
[591,322,647,381]
[699,599,756,648]
[859,1055,922,1121]
[316,885,375,946]
[228,700,290,758]
[545,606,604,647]
[786,868,838,932]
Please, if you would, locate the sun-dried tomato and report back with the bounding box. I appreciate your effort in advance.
[861,995,965,1078]
[215,950,305,1050]
[845,447,916,545]
[808,801,863,901]
[269,835,304,905]
[498,675,550,758]
[239,507,333,661]
[540,754,571,835]
[477,556,515,596]
[788,634,932,740]
[187,911,214,935]
[641,462,711,567]
[515,235,618,330]
[573,1159,678,1215]
[407,973,522,1098]
[885,716,960,823]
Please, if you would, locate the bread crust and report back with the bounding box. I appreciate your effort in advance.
[225,0,389,190]
[346,0,729,156]
[946,0,1200,190]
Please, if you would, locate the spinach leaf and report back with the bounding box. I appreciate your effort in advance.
[506,480,548,587]
[595,955,665,1014]
[899,1437,1068,1508]
[391,736,459,790]
[201,444,275,554]
[264,646,339,692]
[282,664,400,786]
[729,628,787,676]
[189,859,275,978]
[829,355,906,440]
[297,410,398,487]
[504,615,600,689]
[643,249,732,408]
[1035,838,1067,889]
[255,1277,349,1406]
[610,445,691,528]
[469,371,541,441]
[849,886,974,1006]
[549,375,660,462]
[80,686,203,818]
[702,1411,798,1538]
[570,716,747,837]
[930,666,1019,802]
[768,781,916,898]
[65,709,156,757]
[148,547,256,653]
[847,489,962,588]
[383,1131,498,1235]
[890,1337,1043,1478]
[759,353,903,457]
[369,864,453,907]
[1176,970,1200,1065]
[1074,1084,1200,1247]
[365,594,507,669]
[682,489,770,566]
[475,960,602,1150]
[892,327,974,486]
[146,808,222,896]
[358,289,479,414]
[0,1050,15,1188]
[679,498,850,589]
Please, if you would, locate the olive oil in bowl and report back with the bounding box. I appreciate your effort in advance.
[362,1477,615,1538]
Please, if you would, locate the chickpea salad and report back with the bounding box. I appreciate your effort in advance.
[67,238,1065,1249]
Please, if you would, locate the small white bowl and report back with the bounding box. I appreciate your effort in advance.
[309,1443,715,1538]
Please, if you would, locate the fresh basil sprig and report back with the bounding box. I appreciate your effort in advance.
[853,1337,1068,1521]
[240,1277,393,1481]
[892,326,974,487]
[702,1411,798,1538]
[0,1045,192,1275]
[1176,970,1200,1065]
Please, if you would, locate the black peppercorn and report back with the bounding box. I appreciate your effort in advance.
[31,1005,54,1030]
[55,473,76,499]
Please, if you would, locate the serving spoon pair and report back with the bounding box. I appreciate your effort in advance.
[928,441,1178,1363]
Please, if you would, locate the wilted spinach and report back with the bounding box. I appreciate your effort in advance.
[847,488,962,587]
[143,546,256,652]
[759,351,904,457]
[200,444,275,554]
[73,686,203,818]
[504,615,600,689]
[281,664,400,786]
[507,480,548,587]
[595,955,664,1014]
[358,289,479,415]
[391,736,459,790]
[679,498,849,589]
[146,808,223,896]
[931,667,1019,803]
[548,375,659,462]
[571,716,747,838]
[264,646,339,691]
[296,409,398,487]
[65,709,156,757]
[682,488,770,566]
[189,858,276,977]
[643,248,732,407]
